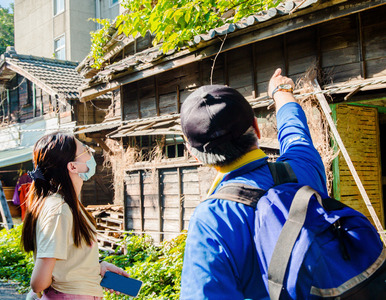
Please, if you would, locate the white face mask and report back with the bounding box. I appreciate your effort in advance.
[76,155,96,181]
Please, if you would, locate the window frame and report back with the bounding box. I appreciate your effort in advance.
[54,34,66,60]
[53,0,65,16]
[110,0,119,8]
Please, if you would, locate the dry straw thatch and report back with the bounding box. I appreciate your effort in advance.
[296,67,339,194]
[102,136,165,204]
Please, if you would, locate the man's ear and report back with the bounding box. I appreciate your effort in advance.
[67,161,78,174]
[185,142,201,163]
[253,117,261,139]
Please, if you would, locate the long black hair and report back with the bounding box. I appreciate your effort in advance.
[22,132,97,252]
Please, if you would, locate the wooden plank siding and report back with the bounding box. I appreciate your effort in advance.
[334,105,384,226]
[81,151,114,206]
[124,165,216,243]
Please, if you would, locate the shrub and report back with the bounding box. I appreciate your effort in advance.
[0,224,33,293]
[0,225,186,299]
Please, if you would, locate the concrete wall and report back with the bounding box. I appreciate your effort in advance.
[68,0,96,62]
[14,0,121,62]
[14,0,54,58]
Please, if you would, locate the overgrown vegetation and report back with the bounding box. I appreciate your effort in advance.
[90,0,282,68]
[0,225,186,299]
[0,225,33,293]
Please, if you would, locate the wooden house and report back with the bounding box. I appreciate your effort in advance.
[76,0,386,243]
[0,47,114,211]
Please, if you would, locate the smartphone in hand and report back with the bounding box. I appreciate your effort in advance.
[100,271,143,297]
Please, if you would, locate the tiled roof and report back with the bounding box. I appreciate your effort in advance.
[77,0,319,84]
[0,48,109,101]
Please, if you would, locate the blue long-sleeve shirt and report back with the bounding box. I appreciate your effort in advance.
[180,102,327,300]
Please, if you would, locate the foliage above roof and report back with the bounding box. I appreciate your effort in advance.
[90,0,283,69]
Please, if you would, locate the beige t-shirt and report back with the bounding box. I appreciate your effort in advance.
[35,194,103,297]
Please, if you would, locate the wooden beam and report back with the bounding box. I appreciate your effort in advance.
[356,13,367,79]
[139,170,144,235]
[330,104,341,201]
[157,169,163,242]
[0,181,13,230]
[313,79,386,245]
[177,167,183,232]
[136,82,141,118]
[93,137,114,155]
[93,174,110,195]
[80,0,386,101]
[282,34,288,75]
[251,44,258,98]
[155,76,160,116]
[224,52,229,86]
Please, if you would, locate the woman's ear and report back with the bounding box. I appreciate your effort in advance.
[253,117,261,139]
[67,161,78,174]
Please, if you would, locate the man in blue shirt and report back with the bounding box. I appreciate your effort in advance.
[179,68,327,300]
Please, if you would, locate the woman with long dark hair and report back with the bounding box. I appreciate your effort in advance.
[22,132,127,299]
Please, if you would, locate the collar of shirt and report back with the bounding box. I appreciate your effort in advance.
[207,148,267,196]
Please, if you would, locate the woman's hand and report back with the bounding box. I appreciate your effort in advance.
[100,261,130,295]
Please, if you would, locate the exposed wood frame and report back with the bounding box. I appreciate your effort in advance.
[80,0,385,102]
[157,169,163,242]
[139,170,144,235]
[313,79,386,245]
[251,43,258,98]
[92,136,114,155]
[330,103,341,201]
[223,52,229,86]
[176,85,181,113]
[282,34,288,75]
[136,82,141,118]
[155,76,160,116]
[177,167,183,232]
[356,12,367,79]
[6,62,58,98]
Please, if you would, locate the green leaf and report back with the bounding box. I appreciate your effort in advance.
[184,10,191,23]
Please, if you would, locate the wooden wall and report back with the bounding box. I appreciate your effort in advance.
[124,165,215,243]
[81,151,114,206]
[334,104,384,226]
[75,99,111,125]
[0,74,75,124]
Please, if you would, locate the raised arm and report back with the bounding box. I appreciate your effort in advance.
[268,68,296,112]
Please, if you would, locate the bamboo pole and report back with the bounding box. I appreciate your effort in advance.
[312,79,386,246]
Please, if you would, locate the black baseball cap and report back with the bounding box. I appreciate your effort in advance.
[180,85,255,152]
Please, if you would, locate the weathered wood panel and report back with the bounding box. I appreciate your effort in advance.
[121,83,138,120]
[81,151,114,206]
[335,104,384,226]
[201,53,226,86]
[227,46,253,99]
[123,164,216,242]
[254,37,285,98]
[287,28,317,80]
[319,15,361,83]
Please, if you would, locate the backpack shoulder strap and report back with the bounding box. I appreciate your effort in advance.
[205,183,265,208]
[204,161,297,208]
[268,161,297,186]
[268,185,323,300]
